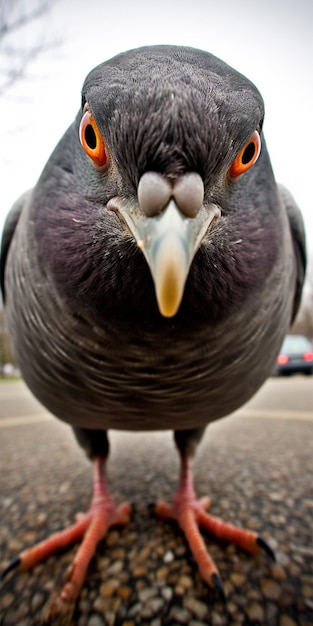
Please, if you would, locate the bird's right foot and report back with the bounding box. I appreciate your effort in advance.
[156,454,275,599]
[1,458,131,622]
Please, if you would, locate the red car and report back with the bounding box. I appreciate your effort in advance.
[273,334,313,376]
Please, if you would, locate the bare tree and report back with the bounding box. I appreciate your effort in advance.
[0,0,55,95]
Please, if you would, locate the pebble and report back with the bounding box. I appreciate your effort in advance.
[261,578,281,600]
[79,598,91,613]
[279,616,298,626]
[104,597,121,613]
[156,566,169,580]
[269,491,284,502]
[228,600,239,616]
[7,603,28,622]
[183,597,208,621]
[211,611,228,626]
[230,572,246,587]
[98,556,111,570]
[302,570,313,584]
[178,574,193,589]
[265,601,279,624]
[247,589,262,603]
[32,511,48,528]
[7,539,23,552]
[31,591,46,612]
[163,550,175,563]
[232,593,247,608]
[245,601,265,623]
[279,584,295,607]
[168,605,192,623]
[93,597,105,613]
[175,545,186,557]
[119,571,130,584]
[117,585,132,600]
[271,564,287,580]
[104,610,116,626]
[136,546,151,563]
[161,585,173,601]
[138,587,158,603]
[111,548,126,560]
[3,497,14,508]
[301,584,313,598]
[276,551,290,566]
[1,593,14,608]
[106,530,120,547]
[140,597,164,618]
[128,602,141,617]
[87,615,105,626]
[106,559,124,576]
[132,566,148,578]
[168,571,184,586]
[99,579,120,597]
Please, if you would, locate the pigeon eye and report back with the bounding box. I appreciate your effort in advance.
[228,130,261,179]
[79,110,110,169]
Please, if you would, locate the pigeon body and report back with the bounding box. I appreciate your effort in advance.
[2,46,304,433]
[1,46,306,615]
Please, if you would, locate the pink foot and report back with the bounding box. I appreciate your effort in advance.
[2,458,130,620]
[156,456,274,597]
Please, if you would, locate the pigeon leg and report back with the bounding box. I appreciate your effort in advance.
[2,457,130,619]
[156,453,274,597]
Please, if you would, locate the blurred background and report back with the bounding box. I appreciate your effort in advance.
[0,0,313,370]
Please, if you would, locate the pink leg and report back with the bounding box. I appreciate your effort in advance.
[156,455,274,597]
[2,458,130,620]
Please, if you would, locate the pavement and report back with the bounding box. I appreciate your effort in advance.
[0,379,312,626]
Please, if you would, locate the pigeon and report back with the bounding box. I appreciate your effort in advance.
[1,45,306,619]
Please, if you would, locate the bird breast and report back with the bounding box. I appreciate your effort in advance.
[5,203,294,433]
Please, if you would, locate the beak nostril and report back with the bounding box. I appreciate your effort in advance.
[173,172,204,218]
[138,171,205,219]
[138,172,172,217]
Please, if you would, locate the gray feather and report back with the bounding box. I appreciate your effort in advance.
[278,184,306,322]
[1,46,306,459]
[1,190,32,301]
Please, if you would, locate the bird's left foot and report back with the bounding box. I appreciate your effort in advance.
[1,458,130,622]
[156,457,274,598]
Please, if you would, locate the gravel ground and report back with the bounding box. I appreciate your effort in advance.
[0,413,312,626]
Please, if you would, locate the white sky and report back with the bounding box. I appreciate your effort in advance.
[1,0,312,261]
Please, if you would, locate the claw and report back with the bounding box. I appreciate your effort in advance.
[256,536,276,561]
[211,572,226,602]
[1,556,21,580]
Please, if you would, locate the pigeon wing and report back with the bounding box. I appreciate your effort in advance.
[278,184,306,323]
[1,190,32,301]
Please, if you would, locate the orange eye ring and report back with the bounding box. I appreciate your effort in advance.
[228,130,261,179]
[79,110,110,169]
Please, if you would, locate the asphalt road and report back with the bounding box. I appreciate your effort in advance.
[0,377,312,626]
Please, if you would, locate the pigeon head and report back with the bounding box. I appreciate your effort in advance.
[34,46,279,325]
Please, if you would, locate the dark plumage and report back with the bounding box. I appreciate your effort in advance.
[1,45,306,618]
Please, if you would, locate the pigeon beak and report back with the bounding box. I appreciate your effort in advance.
[143,199,197,317]
[111,197,220,318]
